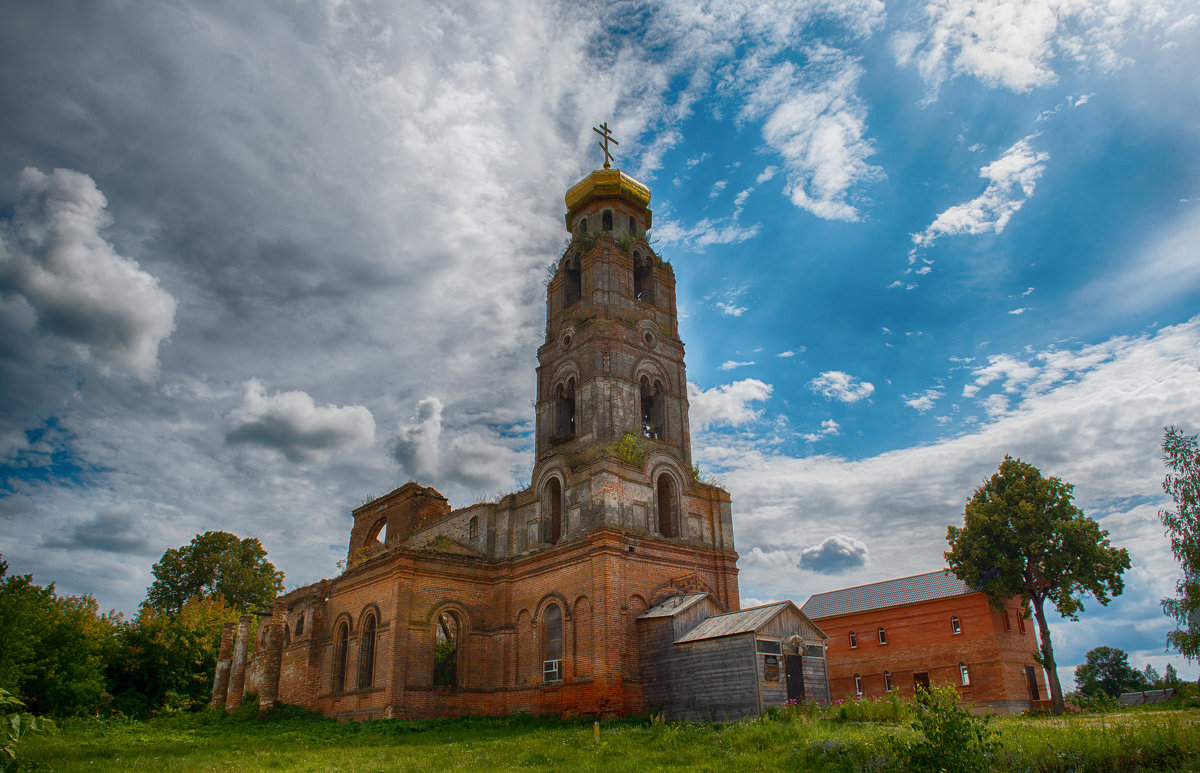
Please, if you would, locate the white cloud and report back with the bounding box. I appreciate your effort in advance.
[777,350,796,358]
[0,167,176,380]
[1008,307,1027,315]
[654,217,760,253]
[756,166,779,184]
[391,396,523,493]
[904,387,945,413]
[911,136,1049,250]
[802,419,841,442]
[720,360,756,371]
[226,379,375,462]
[687,379,772,429]
[709,180,728,198]
[739,49,882,221]
[809,370,875,402]
[895,0,1187,96]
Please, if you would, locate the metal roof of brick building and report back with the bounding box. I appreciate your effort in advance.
[800,570,975,620]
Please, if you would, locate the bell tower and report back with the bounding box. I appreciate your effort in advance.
[529,129,730,553]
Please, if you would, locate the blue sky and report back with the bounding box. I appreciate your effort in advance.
[1,1,1198,687]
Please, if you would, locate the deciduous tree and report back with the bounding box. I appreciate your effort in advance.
[146,531,283,616]
[1160,425,1200,660]
[946,456,1130,715]
[1074,646,1143,697]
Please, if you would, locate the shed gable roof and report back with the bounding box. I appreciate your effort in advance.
[638,592,713,619]
[674,601,825,644]
[800,570,974,620]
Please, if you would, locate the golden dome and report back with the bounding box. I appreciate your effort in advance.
[564,168,652,223]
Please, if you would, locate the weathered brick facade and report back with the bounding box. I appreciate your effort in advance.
[215,164,747,719]
[803,571,1050,714]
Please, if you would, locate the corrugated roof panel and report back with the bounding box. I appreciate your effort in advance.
[800,570,974,620]
[638,593,711,618]
[674,602,792,643]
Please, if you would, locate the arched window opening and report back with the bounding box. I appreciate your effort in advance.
[543,605,563,682]
[959,662,971,686]
[884,671,893,692]
[854,674,863,696]
[576,215,587,236]
[602,209,613,231]
[563,258,581,308]
[295,613,305,637]
[367,518,387,545]
[951,616,961,634]
[628,215,637,234]
[332,622,349,693]
[545,478,563,544]
[877,627,887,645]
[359,614,377,688]
[641,377,664,440]
[848,631,857,648]
[555,378,576,438]
[656,474,675,538]
[433,611,459,687]
[633,253,655,304]
[469,516,479,539]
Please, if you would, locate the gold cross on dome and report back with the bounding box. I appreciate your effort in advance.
[593,122,619,169]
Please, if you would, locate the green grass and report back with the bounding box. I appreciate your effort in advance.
[20,706,1200,772]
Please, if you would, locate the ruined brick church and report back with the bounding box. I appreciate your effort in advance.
[210,145,829,720]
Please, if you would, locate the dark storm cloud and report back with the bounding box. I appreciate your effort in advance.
[797,534,870,573]
[42,507,157,555]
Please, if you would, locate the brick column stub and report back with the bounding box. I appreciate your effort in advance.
[226,614,253,711]
[210,621,237,707]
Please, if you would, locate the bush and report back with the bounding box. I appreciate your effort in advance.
[900,685,1000,773]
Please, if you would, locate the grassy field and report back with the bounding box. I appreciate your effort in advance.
[20,702,1200,772]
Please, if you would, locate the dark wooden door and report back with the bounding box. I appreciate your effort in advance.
[785,655,804,701]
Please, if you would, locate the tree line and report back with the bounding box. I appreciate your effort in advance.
[0,531,282,717]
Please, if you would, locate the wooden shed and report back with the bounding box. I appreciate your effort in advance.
[638,594,829,720]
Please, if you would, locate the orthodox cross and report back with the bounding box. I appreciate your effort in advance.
[593,122,618,169]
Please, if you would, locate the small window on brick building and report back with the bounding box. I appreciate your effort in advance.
[295,613,305,637]
[951,616,961,634]
[576,215,587,235]
[1003,612,1011,632]
[332,621,349,693]
[848,631,857,648]
[543,604,563,683]
[854,674,862,696]
[1018,614,1026,634]
[628,215,636,234]
[359,613,376,688]
[884,670,893,692]
[877,627,887,645]
[469,516,478,539]
[602,209,613,231]
[959,662,971,686]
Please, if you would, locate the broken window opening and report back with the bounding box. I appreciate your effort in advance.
[602,209,613,231]
[332,622,349,693]
[628,215,637,234]
[555,379,576,438]
[543,604,563,682]
[656,474,675,538]
[367,518,387,545]
[469,516,479,539]
[633,252,655,304]
[359,614,376,688]
[959,662,971,686]
[640,377,665,440]
[433,611,459,687]
[295,613,305,637]
[576,215,587,236]
[563,258,581,308]
[546,478,563,544]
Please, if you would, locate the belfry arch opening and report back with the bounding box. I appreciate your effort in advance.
[563,257,581,308]
[640,376,665,440]
[545,478,563,544]
[656,474,675,538]
[555,378,576,438]
[633,252,654,304]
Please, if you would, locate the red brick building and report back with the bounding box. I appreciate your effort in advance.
[801,571,1048,714]
[208,160,828,720]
